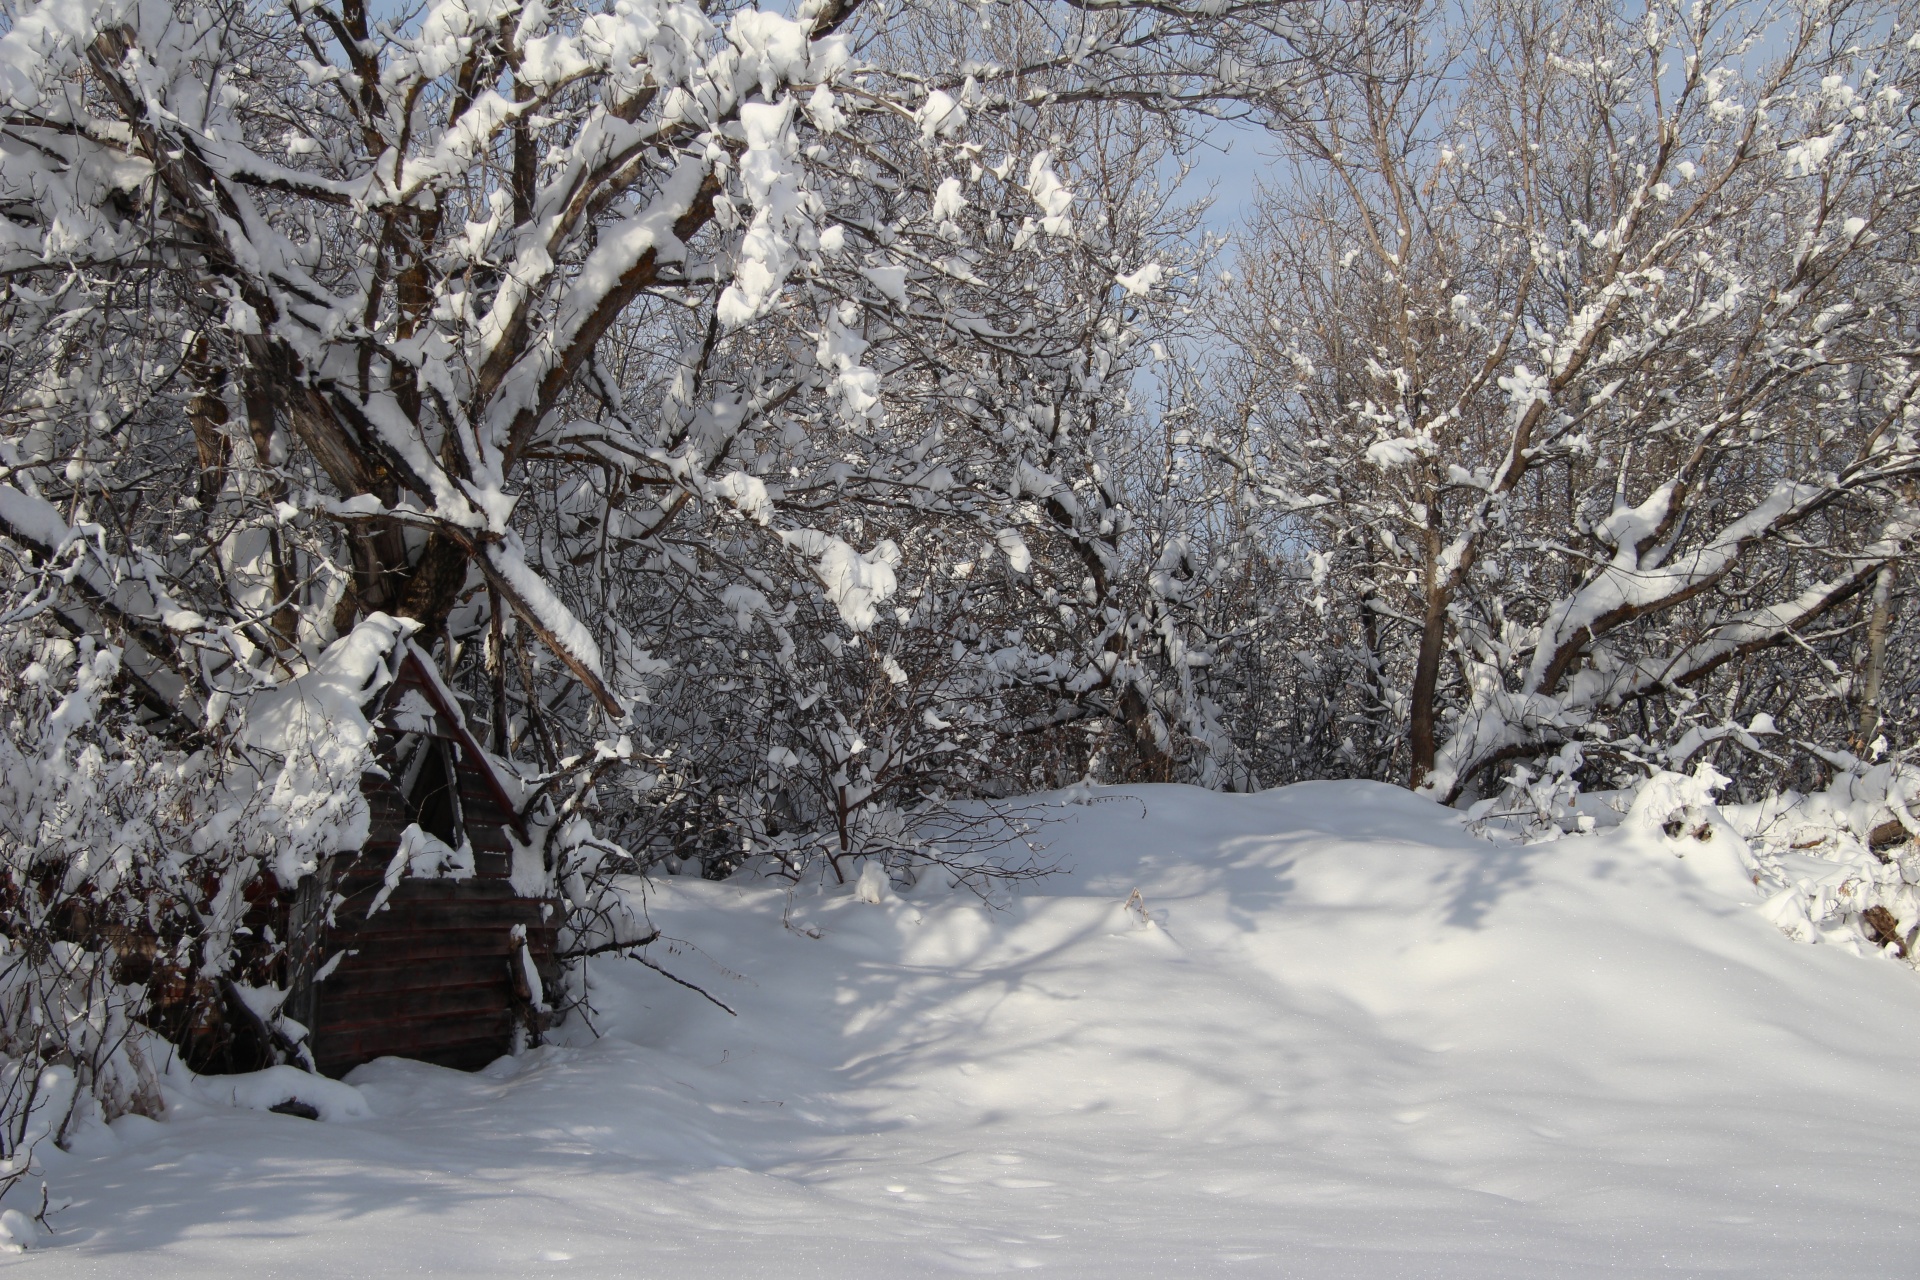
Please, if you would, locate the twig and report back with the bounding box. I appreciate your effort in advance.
[555,930,661,961]
[632,952,737,1016]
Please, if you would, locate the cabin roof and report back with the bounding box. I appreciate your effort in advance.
[242,615,530,848]
[380,642,528,841]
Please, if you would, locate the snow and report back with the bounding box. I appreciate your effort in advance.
[932,177,967,221]
[1524,480,1842,702]
[718,96,807,329]
[859,263,910,306]
[1363,434,1430,468]
[815,301,882,422]
[782,528,900,631]
[917,90,967,140]
[712,471,774,524]
[1113,261,1161,296]
[240,614,417,885]
[367,824,477,918]
[725,11,813,96]
[0,0,127,113]
[1024,152,1073,236]
[0,482,76,550]
[0,1209,33,1254]
[486,535,605,678]
[186,1065,372,1125]
[22,782,1920,1276]
[994,528,1032,573]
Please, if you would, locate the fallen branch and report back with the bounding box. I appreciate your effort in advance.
[631,952,737,1016]
[555,931,662,961]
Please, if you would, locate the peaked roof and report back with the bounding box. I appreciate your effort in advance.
[381,641,529,842]
[241,615,531,851]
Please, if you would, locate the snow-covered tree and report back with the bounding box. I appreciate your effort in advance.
[0,0,1314,1145]
[1213,0,1920,802]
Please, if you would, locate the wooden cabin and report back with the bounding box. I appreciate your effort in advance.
[266,642,562,1078]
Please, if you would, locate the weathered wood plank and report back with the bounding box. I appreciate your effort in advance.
[318,949,509,987]
[314,1030,510,1076]
[320,883,555,912]
[313,1016,515,1072]
[315,985,511,1029]
[315,1010,514,1054]
[336,912,551,936]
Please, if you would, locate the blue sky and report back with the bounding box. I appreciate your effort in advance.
[1174,117,1276,235]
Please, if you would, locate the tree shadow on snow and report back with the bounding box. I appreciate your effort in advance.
[1437,840,1545,930]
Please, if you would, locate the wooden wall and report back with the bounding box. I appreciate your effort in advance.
[293,661,559,1078]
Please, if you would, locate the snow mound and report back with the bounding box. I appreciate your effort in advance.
[184,1065,372,1124]
[25,782,1920,1276]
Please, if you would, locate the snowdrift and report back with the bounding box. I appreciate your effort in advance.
[18,782,1920,1277]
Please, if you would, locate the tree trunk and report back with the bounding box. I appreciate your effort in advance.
[1407,592,1447,789]
[1408,518,1448,789]
[1857,564,1896,748]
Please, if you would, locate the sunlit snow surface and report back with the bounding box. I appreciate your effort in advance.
[25,782,1920,1277]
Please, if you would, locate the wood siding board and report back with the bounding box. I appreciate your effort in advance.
[313,988,514,1029]
[316,951,514,987]
[314,1013,515,1055]
[340,903,526,920]
[312,1019,516,1073]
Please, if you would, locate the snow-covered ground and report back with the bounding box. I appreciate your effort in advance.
[19,781,1920,1277]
